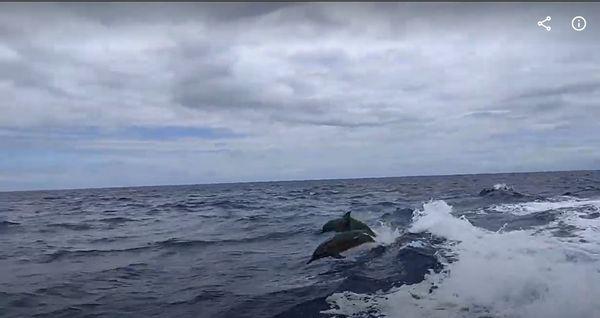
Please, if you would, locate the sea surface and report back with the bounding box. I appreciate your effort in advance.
[2,170,600,318]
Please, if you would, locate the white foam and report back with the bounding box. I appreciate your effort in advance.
[492,198,600,215]
[404,240,427,249]
[493,183,513,191]
[324,200,600,318]
[372,221,403,245]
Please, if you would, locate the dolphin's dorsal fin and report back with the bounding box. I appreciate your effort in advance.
[342,211,352,229]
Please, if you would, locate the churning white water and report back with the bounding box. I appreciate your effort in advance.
[324,199,600,318]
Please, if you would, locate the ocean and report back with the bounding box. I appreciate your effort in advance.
[1,170,600,318]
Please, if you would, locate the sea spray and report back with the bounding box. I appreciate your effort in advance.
[373,221,403,245]
[325,199,600,318]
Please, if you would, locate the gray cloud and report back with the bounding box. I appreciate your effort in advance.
[508,81,600,101]
[1,2,600,191]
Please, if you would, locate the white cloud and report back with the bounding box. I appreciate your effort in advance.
[1,3,599,190]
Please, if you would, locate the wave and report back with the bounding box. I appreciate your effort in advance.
[491,198,600,216]
[348,193,375,199]
[155,229,309,248]
[0,220,20,227]
[372,222,402,245]
[211,199,264,210]
[235,215,270,222]
[46,222,93,231]
[39,246,149,263]
[89,236,130,243]
[154,238,215,248]
[96,262,151,279]
[155,199,261,211]
[97,217,137,224]
[562,185,600,197]
[40,228,311,263]
[381,207,414,227]
[39,237,232,263]
[42,196,63,200]
[0,220,22,234]
[169,289,230,305]
[478,183,525,198]
[373,201,396,207]
[35,283,94,298]
[325,200,600,318]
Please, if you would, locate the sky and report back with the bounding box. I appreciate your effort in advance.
[1,3,600,191]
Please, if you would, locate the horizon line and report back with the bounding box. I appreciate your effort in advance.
[1,168,598,194]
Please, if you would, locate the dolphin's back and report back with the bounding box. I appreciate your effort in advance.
[321,216,376,236]
[349,219,376,236]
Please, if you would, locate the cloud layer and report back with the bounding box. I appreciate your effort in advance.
[1,3,600,191]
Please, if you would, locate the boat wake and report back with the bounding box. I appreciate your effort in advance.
[325,199,600,318]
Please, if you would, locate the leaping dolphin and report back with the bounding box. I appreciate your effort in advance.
[307,230,376,264]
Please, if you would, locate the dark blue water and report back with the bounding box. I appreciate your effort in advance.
[1,170,600,318]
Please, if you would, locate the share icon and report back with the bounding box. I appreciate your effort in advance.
[538,16,551,31]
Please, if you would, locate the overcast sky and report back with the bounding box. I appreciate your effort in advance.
[1,3,599,191]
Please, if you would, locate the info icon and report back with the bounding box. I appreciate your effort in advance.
[572,16,586,31]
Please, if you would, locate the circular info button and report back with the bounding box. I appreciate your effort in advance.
[572,16,587,31]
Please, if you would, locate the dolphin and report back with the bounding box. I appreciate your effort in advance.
[307,230,376,264]
[321,211,376,237]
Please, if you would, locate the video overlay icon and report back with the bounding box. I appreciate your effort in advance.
[538,16,551,31]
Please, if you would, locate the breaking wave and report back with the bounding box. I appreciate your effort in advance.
[478,183,527,199]
[491,197,600,216]
[372,221,403,245]
[325,199,600,318]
